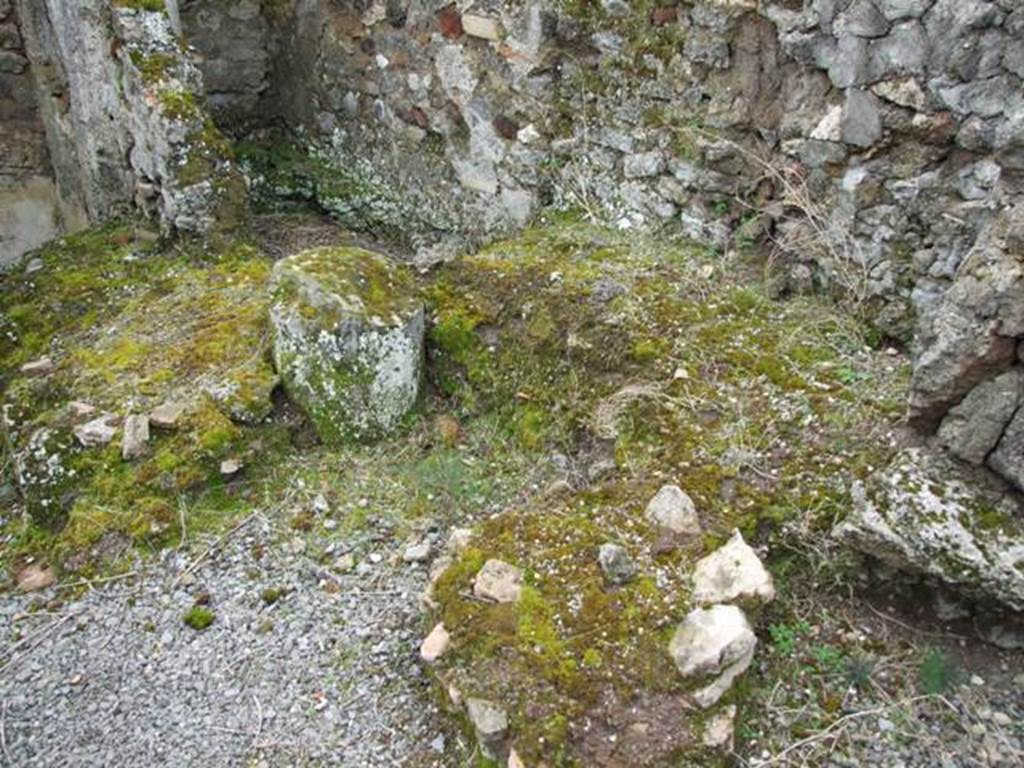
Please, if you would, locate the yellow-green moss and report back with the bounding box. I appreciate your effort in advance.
[115,0,165,10]
[183,606,215,630]
[2,226,286,569]
[129,51,174,84]
[159,89,200,121]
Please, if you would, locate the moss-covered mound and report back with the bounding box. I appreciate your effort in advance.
[423,219,908,766]
[2,223,280,566]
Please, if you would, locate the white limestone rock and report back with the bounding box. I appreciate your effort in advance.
[420,622,450,663]
[121,414,150,461]
[466,697,508,759]
[462,14,501,41]
[669,604,757,709]
[702,705,737,750]
[270,246,424,444]
[473,559,523,603]
[73,414,118,448]
[692,530,776,607]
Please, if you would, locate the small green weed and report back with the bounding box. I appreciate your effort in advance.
[183,606,215,631]
[918,648,961,694]
[768,619,812,656]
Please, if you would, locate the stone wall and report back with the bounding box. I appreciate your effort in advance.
[178,2,1019,319]
[179,0,272,128]
[0,0,60,265]
[0,0,245,264]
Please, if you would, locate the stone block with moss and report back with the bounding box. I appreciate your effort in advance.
[835,447,1024,613]
[270,246,424,443]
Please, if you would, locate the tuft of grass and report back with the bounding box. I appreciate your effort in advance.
[183,606,215,631]
[261,586,288,605]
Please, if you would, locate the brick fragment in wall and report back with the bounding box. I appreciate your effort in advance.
[437,5,462,40]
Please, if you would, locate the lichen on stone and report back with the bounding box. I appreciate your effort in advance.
[270,245,425,444]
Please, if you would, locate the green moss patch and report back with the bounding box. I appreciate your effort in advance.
[183,606,215,630]
[2,225,284,571]
[272,246,420,322]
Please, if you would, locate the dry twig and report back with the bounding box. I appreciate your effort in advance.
[172,511,258,587]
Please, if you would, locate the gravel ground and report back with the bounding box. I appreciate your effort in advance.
[0,513,465,767]
[3,510,1021,768]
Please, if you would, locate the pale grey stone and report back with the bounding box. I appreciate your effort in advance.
[836,0,890,38]
[669,605,757,709]
[939,369,1023,465]
[872,77,927,110]
[270,247,424,443]
[909,204,1024,425]
[472,559,523,603]
[149,401,187,430]
[623,151,666,179]
[644,484,701,536]
[989,406,1024,492]
[598,543,636,585]
[121,414,150,461]
[875,0,931,20]
[466,698,508,758]
[702,705,737,749]
[74,415,118,448]
[819,33,869,88]
[19,357,54,376]
[692,530,776,607]
[834,448,1024,612]
[419,622,450,663]
[867,21,928,81]
[403,541,431,563]
[461,14,501,41]
[841,88,883,147]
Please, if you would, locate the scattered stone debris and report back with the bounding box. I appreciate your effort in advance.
[461,14,500,41]
[121,414,150,460]
[420,622,450,663]
[149,401,188,429]
[73,414,118,447]
[19,357,54,376]
[644,484,701,536]
[701,704,737,750]
[68,401,97,421]
[465,698,509,759]
[219,458,243,477]
[669,604,758,709]
[473,559,523,604]
[16,563,56,592]
[691,530,775,607]
[403,540,431,563]
[598,542,636,585]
